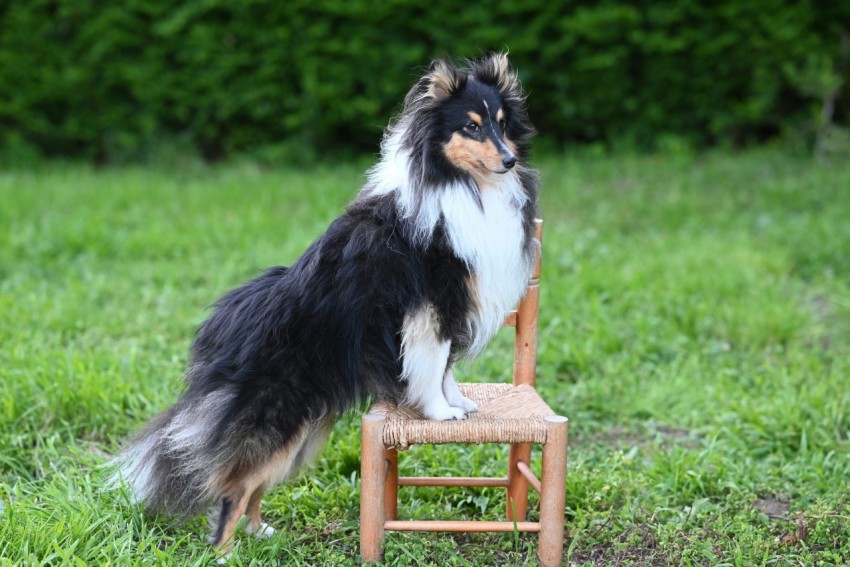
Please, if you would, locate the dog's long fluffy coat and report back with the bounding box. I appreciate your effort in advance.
[115,53,539,549]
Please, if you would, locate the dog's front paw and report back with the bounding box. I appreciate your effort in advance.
[454,396,479,414]
[445,391,478,414]
[437,406,468,421]
[422,400,468,421]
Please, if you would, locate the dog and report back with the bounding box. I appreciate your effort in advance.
[113,52,539,556]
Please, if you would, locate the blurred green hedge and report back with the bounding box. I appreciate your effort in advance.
[1,0,847,161]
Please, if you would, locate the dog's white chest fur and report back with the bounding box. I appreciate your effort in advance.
[440,178,532,355]
[364,140,533,355]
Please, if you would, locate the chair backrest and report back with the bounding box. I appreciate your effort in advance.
[508,219,542,388]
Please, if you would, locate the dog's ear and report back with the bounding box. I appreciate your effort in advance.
[487,52,511,79]
[481,52,519,94]
[425,59,461,101]
[404,59,461,109]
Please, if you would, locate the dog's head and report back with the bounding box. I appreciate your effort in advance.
[401,53,535,188]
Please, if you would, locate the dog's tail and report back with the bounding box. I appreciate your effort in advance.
[110,388,236,517]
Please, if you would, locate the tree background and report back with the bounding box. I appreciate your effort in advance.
[1,0,848,162]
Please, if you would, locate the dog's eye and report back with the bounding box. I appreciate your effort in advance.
[464,121,480,134]
[499,119,507,132]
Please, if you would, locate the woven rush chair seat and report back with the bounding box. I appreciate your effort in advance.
[370,383,556,450]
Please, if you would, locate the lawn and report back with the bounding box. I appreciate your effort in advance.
[1,149,848,565]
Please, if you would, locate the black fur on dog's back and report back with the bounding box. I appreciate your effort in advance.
[119,192,475,516]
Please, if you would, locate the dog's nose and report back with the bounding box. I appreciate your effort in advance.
[502,155,517,169]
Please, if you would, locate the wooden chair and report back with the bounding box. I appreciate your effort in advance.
[360,220,568,567]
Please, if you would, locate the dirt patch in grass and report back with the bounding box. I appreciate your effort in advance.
[754,495,791,520]
[567,524,669,566]
[573,423,701,451]
[568,546,667,566]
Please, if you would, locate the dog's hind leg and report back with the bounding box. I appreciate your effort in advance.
[211,479,275,560]
[211,425,319,557]
[209,420,333,558]
[211,489,251,561]
[244,485,275,538]
[209,464,278,558]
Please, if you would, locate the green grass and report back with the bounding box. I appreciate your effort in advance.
[1,150,849,565]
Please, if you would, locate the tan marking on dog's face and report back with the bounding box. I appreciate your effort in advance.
[496,108,504,124]
[443,132,507,184]
[468,111,483,127]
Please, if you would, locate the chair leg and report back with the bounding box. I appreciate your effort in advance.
[538,416,568,567]
[385,448,398,521]
[361,414,387,563]
[506,442,532,521]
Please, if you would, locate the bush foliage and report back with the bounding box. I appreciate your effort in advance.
[1,0,847,160]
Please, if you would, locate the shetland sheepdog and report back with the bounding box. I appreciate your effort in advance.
[113,52,539,554]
